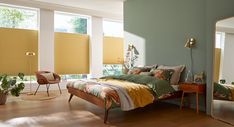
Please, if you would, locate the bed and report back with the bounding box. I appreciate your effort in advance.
[214,82,234,101]
[67,74,183,123]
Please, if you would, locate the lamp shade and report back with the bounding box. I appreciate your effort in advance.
[184,38,196,48]
[25,52,36,56]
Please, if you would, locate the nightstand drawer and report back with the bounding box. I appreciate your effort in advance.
[179,83,205,93]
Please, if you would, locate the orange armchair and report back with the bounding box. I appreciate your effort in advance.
[34,71,62,96]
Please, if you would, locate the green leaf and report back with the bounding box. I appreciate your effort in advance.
[18,82,25,91]
[0,75,2,81]
[18,73,24,80]
[8,79,16,86]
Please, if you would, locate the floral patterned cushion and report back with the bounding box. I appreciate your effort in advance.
[151,69,174,81]
[128,65,158,75]
[128,68,142,74]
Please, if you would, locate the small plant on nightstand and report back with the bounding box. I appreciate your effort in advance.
[0,73,25,105]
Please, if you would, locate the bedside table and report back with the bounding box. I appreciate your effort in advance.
[179,82,206,113]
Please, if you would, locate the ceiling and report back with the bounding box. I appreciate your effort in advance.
[31,0,123,17]
[216,17,234,28]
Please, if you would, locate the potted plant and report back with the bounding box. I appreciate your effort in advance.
[0,73,25,105]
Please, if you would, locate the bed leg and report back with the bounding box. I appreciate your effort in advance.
[68,94,74,102]
[104,98,110,124]
[104,108,109,124]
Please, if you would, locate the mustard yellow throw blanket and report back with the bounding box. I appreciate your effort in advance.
[98,79,154,111]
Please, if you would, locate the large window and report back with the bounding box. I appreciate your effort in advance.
[54,11,89,80]
[54,11,88,34]
[0,5,38,82]
[103,20,124,76]
[0,4,38,30]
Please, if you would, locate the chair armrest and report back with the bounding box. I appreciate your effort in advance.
[37,74,49,84]
[53,73,61,81]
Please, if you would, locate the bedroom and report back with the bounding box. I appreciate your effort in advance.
[0,0,234,127]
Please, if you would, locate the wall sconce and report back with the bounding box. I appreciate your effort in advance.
[184,38,196,48]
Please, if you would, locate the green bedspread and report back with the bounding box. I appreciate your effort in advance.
[101,74,175,98]
[214,82,234,101]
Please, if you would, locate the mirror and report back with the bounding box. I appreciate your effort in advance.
[213,17,234,125]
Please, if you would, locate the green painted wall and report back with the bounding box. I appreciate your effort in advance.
[124,0,234,115]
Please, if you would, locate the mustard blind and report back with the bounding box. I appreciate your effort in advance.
[214,48,221,82]
[0,28,38,76]
[54,32,89,74]
[103,36,124,64]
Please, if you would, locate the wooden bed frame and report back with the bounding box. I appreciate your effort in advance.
[67,87,183,123]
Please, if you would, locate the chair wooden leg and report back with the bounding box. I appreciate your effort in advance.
[46,84,50,97]
[34,85,40,95]
[58,83,62,94]
[68,94,73,102]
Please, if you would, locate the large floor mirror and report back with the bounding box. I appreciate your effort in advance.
[213,17,234,125]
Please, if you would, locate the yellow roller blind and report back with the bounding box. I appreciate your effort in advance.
[214,48,221,82]
[54,32,89,74]
[0,28,38,76]
[103,36,124,64]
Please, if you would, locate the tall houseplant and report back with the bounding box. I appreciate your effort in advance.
[123,44,139,74]
[0,73,25,105]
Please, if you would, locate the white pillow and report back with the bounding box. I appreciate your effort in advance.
[157,65,185,85]
[41,73,55,81]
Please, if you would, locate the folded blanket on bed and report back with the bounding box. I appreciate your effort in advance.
[98,79,154,111]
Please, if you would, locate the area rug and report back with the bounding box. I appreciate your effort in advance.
[21,92,61,101]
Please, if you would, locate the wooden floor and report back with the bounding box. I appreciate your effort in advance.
[213,99,234,125]
[0,90,233,127]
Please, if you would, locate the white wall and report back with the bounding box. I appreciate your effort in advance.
[38,9,54,71]
[221,33,234,83]
[89,16,103,78]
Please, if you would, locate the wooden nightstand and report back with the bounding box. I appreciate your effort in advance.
[179,82,206,113]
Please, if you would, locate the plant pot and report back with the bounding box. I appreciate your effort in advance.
[0,93,7,105]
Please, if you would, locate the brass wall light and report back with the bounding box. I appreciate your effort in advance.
[184,38,196,48]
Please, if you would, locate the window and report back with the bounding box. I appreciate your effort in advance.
[54,11,89,79]
[216,32,225,48]
[0,4,38,30]
[54,11,88,34]
[103,20,123,37]
[103,65,123,76]
[60,74,87,81]
[103,20,124,76]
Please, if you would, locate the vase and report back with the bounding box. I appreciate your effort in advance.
[185,70,193,83]
[0,93,7,105]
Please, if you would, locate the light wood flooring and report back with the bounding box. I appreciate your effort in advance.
[0,90,233,127]
[213,99,234,125]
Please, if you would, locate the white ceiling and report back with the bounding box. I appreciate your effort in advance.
[216,17,234,28]
[31,0,123,16]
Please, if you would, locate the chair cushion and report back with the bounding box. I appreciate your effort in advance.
[41,73,55,81]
